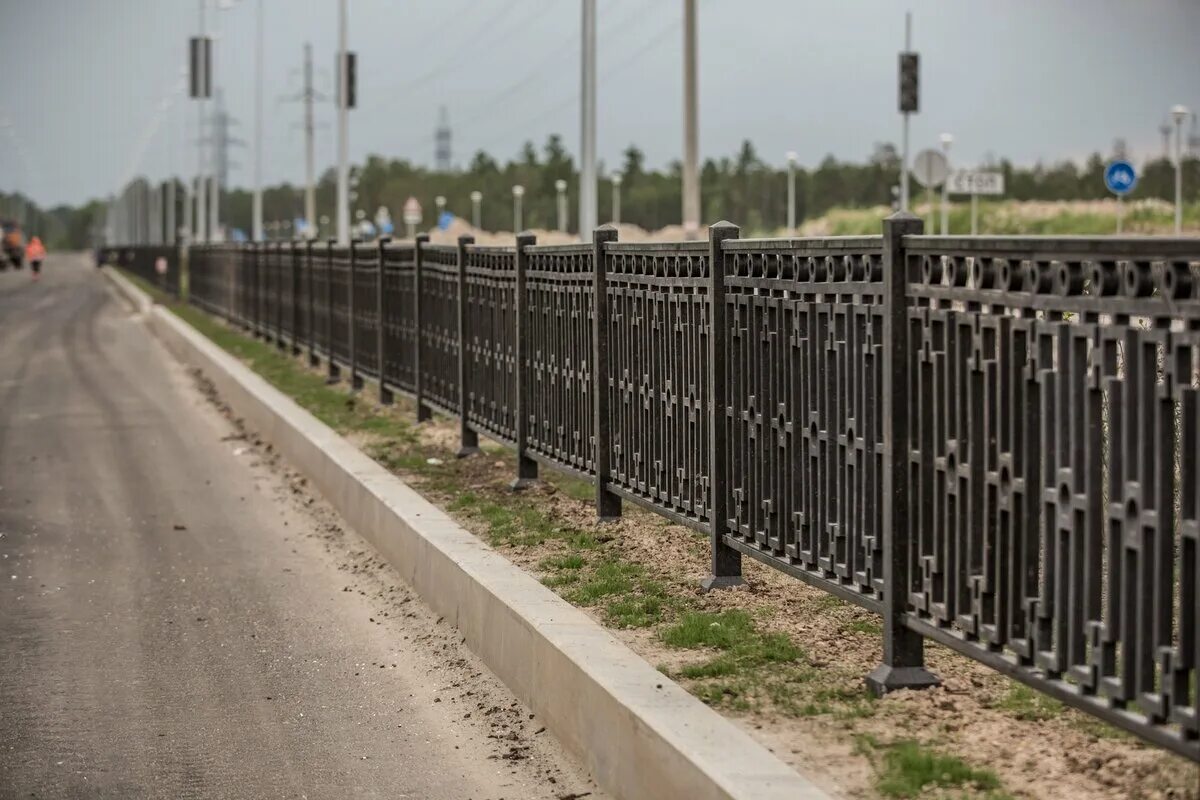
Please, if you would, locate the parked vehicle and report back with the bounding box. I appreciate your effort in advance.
[2,221,25,270]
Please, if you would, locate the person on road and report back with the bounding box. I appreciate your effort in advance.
[26,236,45,281]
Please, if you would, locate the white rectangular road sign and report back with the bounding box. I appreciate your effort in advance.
[947,170,1005,196]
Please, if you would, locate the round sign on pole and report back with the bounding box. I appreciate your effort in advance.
[402,196,422,226]
[1104,160,1137,196]
[912,149,949,188]
[155,256,168,275]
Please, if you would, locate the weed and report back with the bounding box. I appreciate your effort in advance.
[876,741,1002,798]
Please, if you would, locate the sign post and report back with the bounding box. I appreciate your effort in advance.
[1104,160,1137,234]
[912,149,948,231]
[946,171,1005,235]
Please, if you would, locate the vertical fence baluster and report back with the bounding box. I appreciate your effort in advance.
[378,237,393,405]
[511,231,538,489]
[702,221,745,591]
[866,212,940,694]
[350,240,363,391]
[414,233,432,422]
[326,238,341,382]
[456,234,481,457]
[593,225,621,519]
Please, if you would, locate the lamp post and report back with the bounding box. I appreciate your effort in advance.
[939,132,953,235]
[435,195,446,225]
[470,190,482,230]
[512,184,524,233]
[610,172,622,225]
[1172,104,1190,234]
[786,151,797,236]
[555,179,568,232]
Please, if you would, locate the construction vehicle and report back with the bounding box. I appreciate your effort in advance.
[2,220,24,269]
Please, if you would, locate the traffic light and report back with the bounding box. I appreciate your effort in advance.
[338,51,357,110]
[899,52,918,113]
[189,36,212,99]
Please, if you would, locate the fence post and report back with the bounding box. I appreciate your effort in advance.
[377,237,394,405]
[326,238,341,382]
[306,240,319,366]
[414,233,432,422]
[456,234,480,457]
[866,212,940,695]
[592,224,621,520]
[349,240,363,391]
[290,242,301,355]
[702,221,745,591]
[510,231,538,489]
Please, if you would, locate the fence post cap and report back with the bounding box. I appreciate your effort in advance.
[885,211,922,224]
[709,220,739,231]
[593,224,619,243]
[457,233,475,245]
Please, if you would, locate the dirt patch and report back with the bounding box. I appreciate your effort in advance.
[189,323,1200,800]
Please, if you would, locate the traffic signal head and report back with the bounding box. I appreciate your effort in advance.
[899,52,919,113]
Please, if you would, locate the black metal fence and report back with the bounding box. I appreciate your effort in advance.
[110,244,182,297]
[131,220,1199,761]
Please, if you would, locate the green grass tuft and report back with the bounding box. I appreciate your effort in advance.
[876,741,1002,798]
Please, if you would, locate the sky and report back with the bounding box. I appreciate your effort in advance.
[0,0,1198,207]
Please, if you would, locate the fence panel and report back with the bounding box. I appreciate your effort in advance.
[604,241,710,528]
[309,242,331,360]
[525,244,596,478]
[352,240,380,379]
[719,237,886,610]
[464,245,518,444]
[329,244,352,364]
[382,242,418,394]
[901,235,1199,758]
[418,244,461,415]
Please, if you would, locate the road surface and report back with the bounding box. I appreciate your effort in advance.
[0,255,605,800]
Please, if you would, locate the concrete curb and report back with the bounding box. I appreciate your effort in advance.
[103,267,829,800]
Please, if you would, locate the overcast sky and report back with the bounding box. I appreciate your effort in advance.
[1,0,1198,207]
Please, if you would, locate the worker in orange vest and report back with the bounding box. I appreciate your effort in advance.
[26,236,45,281]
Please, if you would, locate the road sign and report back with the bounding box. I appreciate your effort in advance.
[912,149,949,188]
[1104,160,1137,196]
[154,256,168,275]
[402,197,422,226]
[947,171,1005,196]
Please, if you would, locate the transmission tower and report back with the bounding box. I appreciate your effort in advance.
[435,106,452,171]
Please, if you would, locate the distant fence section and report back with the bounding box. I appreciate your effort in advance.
[118,220,1200,762]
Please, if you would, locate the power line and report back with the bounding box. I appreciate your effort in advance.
[463,14,681,159]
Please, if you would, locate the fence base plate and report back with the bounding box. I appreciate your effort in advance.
[865,664,940,696]
[699,575,748,593]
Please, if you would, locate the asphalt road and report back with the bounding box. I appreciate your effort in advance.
[0,255,605,800]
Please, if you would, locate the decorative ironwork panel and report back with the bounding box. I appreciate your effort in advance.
[605,242,710,526]
[525,244,596,476]
[309,243,331,360]
[289,243,309,347]
[721,238,886,608]
[463,246,518,443]
[418,244,460,414]
[904,236,1200,760]
[382,243,417,393]
[329,244,352,364]
[352,241,380,378]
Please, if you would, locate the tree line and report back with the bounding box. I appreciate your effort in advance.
[19,137,1200,248]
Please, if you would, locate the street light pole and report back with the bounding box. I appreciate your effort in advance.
[939,132,953,235]
[512,185,524,233]
[1172,104,1189,234]
[786,151,797,236]
[681,0,700,239]
[196,0,208,244]
[611,172,622,225]
[900,12,912,212]
[579,0,597,238]
[336,0,350,245]
[470,190,482,230]
[252,0,263,241]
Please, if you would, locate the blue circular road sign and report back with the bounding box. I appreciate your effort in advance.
[1104,160,1138,195]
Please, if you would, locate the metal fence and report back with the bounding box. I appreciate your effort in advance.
[110,244,182,297]
[138,220,1200,761]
